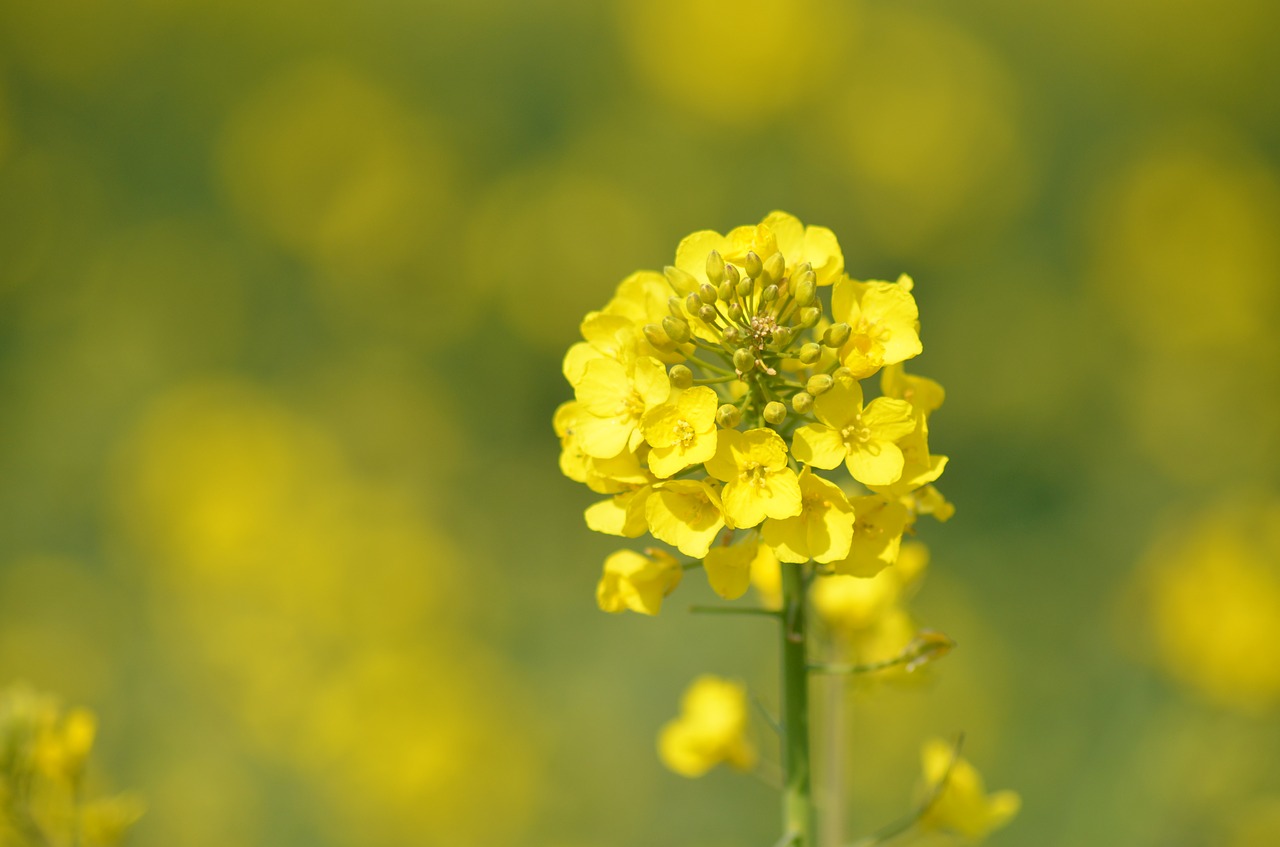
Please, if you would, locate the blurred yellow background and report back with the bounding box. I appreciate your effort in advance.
[1,0,1278,845]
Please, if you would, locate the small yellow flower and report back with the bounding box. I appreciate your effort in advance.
[584,486,654,538]
[831,275,923,378]
[918,738,1020,841]
[761,466,856,564]
[573,351,671,459]
[792,381,916,487]
[828,495,912,577]
[642,385,720,478]
[881,362,945,416]
[749,543,783,610]
[555,402,656,494]
[658,675,756,778]
[644,479,725,558]
[705,428,803,528]
[674,211,845,290]
[703,536,760,600]
[596,548,682,616]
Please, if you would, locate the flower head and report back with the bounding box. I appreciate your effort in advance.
[596,548,682,616]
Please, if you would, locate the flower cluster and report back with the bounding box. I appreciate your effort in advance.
[555,212,953,613]
[0,683,144,847]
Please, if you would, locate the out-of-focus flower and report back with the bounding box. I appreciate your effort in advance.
[597,549,683,616]
[658,675,756,777]
[916,738,1020,842]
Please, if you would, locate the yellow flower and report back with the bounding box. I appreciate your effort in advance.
[596,549,683,616]
[749,544,783,610]
[831,275,923,378]
[874,364,949,496]
[761,466,856,564]
[572,350,671,459]
[792,381,916,487]
[584,486,654,538]
[703,536,760,600]
[828,495,912,577]
[658,675,756,778]
[881,362,945,416]
[918,738,1020,841]
[674,211,844,291]
[705,428,803,528]
[555,401,656,494]
[642,385,720,478]
[812,543,927,639]
[644,479,725,558]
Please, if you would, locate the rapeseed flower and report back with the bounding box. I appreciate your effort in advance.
[917,738,1020,841]
[658,675,756,777]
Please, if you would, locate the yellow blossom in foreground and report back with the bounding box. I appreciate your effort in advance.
[658,676,756,778]
[793,380,916,487]
[642,385,720,477]
[596,549,682,616]
[831,275,923,378]
[644,479,725,558]
[705,428,803,528]
[573,350,670,459]
[829,495,912,577]
[762,466,855,564]
[917,738,1020,841]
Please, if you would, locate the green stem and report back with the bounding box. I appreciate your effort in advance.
[780,563,813,847]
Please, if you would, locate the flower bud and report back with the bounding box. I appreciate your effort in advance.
[823,322,852,347]
[791,391,814,414]
[722,326,742,345]
[794,276,817,308]
[771,326,795,348]
[644,323,673,349]
[806,373,833,396]
[706,250,726,285]
[763,252,785,285]
[724,264,740,286]
[685,292,703,313]
[793,262,812,278]
[664,265,698,294]
[698,304,718,324]
[833,366,855,388]
[744,251,763,279]
[668,296,685,318]
[662,315,691,344]
[761,284,779,302]
[763,401,787,425]
[737,278,753,299]
[717,281,734,301]
[733,348,755,373]
[799,307,821,328]
[716,404,742,428]
[798,342,822,364]
[698,282,718,304]
[728,302,744,322]
[669,364,693,389]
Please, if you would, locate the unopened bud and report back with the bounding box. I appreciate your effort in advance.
[724,264,740,286]
[668,296,685,318]
[728,302,744,322]
[698,304,718,324]
[662,315,691,344]
[744,251,763,279]
[798,342,822,364]
[771,326,795,348]
[644,323,673,349]
[685,292,703,313]
[716,404,741,428]
[698,282,718,304]
[833,366,855,387]
[793,262,812,278]
[717,281,734,301]
[792,392,814,414]
[664,265,699,295]
[823,322,852,347]
[722,327,742,345]
[706,250,726,285]
[669,364,693,389]
[806,374,834,396]
[737,278,753,299]
[761,284,779,302]
[904,630,956,672]
[794,277,817,308]
[763,252,785,285]
[733,348,755,373]
[799,307,821,328]
[763,401,787,425]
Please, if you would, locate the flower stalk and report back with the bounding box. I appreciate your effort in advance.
[780,561,814,847]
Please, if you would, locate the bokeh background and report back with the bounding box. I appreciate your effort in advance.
[2,0,1279,845]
